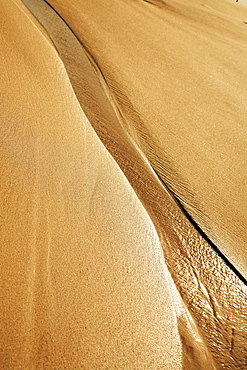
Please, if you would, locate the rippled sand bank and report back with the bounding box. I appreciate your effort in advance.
[1,0,247,369]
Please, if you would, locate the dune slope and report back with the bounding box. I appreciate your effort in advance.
[45,0,247,279]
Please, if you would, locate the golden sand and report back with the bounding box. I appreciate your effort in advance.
[1,0,247,368]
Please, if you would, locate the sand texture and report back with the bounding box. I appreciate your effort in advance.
[1,0,247,369]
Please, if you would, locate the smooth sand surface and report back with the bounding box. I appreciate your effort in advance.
[1,0,247,369]
[1,1,184,368]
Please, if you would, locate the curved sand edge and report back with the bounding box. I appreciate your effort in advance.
[26,0,247,368]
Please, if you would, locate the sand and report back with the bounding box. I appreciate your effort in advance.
[1,0,247,369]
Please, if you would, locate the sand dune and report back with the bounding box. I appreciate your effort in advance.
[1,0,247,369]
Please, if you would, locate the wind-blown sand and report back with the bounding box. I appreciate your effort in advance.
[1,0,247,369]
